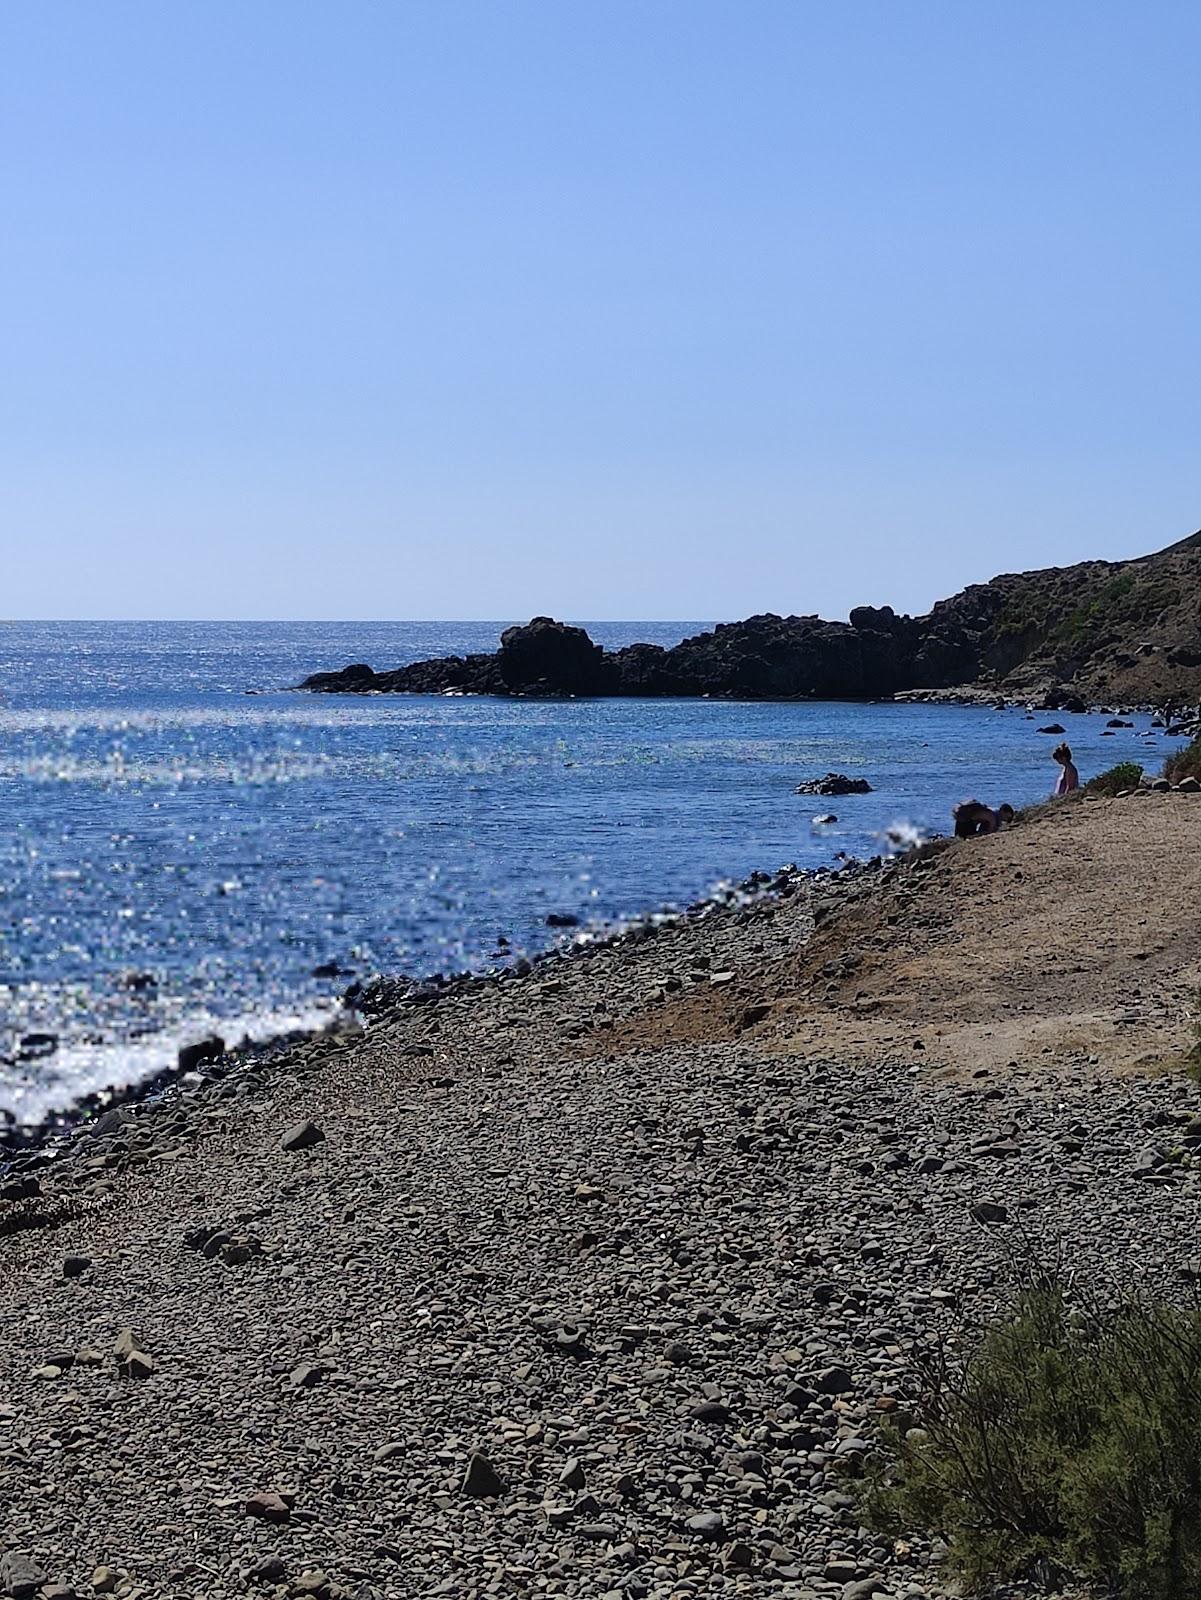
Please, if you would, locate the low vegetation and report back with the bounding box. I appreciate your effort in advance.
[862,1282,1201,1598]
[1164,735,1201,785]
[1055,571,1138,644]
[1085,761,1144,797]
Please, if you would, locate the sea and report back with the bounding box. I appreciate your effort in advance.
[0,620,1186,1129]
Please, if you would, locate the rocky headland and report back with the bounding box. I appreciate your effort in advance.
[300,530,1201,707]
[2,788,1200,1599]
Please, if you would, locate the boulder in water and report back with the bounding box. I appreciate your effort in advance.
[795,773,873,796]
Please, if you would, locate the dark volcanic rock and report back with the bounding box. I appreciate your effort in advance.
[281,1120,326,1153]
[177,1035,225,1074]
[302,611,950,702]
[461,1451,506,1497]
[300,529,1201,702]
[497,616,609,696]
[794,773,873,796]
[298,662,377,691]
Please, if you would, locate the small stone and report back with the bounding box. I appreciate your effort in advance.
[176,1034,225,1073]
[291,1574,330,1598]
[814,1366,854,1395]
[87,1108,130,1139]
[222,1240,259,1267]
[245,1490,292,1522]
[461,1451,505,1497]
[0,1553,46,1599]
[62,1254,92,1279]
[113,1327,139,1361]
[688,1399,730,1424]
[0,1176,40,1202]
[281,1120,325,1152]
[687,1510,726,1541]
[843,1580,885,1600]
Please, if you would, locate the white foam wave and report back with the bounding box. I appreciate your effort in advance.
[0,998,340,1128]
[878,819,928,853]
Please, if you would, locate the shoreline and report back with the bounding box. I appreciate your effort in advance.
[5,718,1197,1163]
[0,792,1199,1597]
[296,533,1201,708]
[0,852,880,1166]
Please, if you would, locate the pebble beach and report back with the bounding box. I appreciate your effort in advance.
[2,791,1201,1600]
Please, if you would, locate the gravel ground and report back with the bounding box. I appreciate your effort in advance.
[2,803,1201,1600]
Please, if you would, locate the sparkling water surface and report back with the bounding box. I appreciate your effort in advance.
[0,620,1184,1125]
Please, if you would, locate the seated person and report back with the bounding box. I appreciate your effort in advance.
[953,800,1015,838]
[1052,742,1080,796]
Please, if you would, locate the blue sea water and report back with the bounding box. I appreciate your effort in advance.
[0,620,1186,1126]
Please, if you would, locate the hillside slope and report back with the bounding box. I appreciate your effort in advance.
[929,527,1201,703]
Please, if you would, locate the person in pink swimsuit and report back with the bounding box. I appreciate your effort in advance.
[1052,742,1080,797]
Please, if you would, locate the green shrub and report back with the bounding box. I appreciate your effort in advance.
[1165,736,1201,785]
[1054,573,1138,643]
[1086,761,1144,797]
[862,1285,1201,1597]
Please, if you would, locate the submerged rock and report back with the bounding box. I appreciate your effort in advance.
[795,773,873,796]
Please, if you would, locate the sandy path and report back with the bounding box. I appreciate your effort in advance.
[606,791,1201,1082]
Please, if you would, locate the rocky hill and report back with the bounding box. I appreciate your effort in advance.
[301,529,1201,705]
[924,526,1201,704]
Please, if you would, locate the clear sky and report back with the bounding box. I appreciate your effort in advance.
[3,2,1199,621]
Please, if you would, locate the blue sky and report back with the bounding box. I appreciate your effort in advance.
[3,2,1199,620]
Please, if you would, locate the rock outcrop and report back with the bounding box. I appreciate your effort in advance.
[301,529,1201,703]
[794,774,874,796]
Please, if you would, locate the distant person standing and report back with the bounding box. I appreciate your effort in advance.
[1052,742,1080,796]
